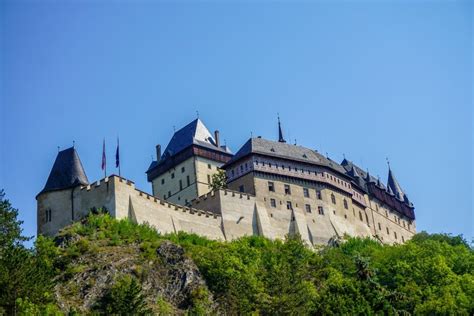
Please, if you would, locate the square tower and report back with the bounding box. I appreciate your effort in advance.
[146,119,233,205]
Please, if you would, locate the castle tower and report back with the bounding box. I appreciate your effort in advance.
[36,147,89,236]
[146,118,233,205]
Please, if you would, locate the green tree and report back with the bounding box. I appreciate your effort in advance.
[0,190,56,314]
[97,275,151,315]
[210,169,227,191]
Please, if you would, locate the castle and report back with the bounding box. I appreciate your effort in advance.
[37,118,416,245]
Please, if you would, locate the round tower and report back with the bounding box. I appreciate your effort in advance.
[36,147,89,236]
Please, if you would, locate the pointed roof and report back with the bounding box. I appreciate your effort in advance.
[225,137,347,175]
[39,147,89,195]
[365,170,374,183]
[161,118,231,159]
[387,168,406,200]
[278,116,286,143]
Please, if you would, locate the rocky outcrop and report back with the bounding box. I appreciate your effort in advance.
[53,238,214,314]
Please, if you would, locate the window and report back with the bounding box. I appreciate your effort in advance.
[378,222,382,230]
[239,185,244,192]
[168,191,171,198]
[394,231,398,239]
[365,213,370,225]
[187,175,190,186]
[284,184,291,195]
[303,188,309,198]
[402,236,405,242]
[270,199,276,208]
[376,204,379,211]
[208,164,212,169]
[179,180,183,190]
[331,194,336,204]
[161,178,165,185]
[207,174,211,184]
[240,165,243,171]
[316,190,322,200]
[286,201,293,210]
[305,204,311,213]
[181,166,185,173]
[171,173,175,179]
[232,170,235,177]
[386,227,390,235]
[45,209,52,222]
[318,206,324,215]
[343,199,348,209]
[268,182,275,192]
[359,212,363,221]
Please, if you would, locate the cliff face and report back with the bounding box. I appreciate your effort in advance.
[52,230,215,315]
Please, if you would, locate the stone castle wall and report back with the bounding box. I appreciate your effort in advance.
[38,175,415,246]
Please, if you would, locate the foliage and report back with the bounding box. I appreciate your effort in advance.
[0,192,472,315]
[95,275,151,315]
[0,191,56,315]
[210,169,227,191]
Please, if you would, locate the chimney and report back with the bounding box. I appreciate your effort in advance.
[214,130,220,148]
[156,144,161,161]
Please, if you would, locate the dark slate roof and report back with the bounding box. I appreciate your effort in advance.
[161,118,231,159]
[387,168,406,201]
[341,159,380,192]
[225,137,348,175]
[39,147,89,195]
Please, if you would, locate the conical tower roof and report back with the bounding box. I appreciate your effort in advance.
[387,168,406,200]
[39,147,89,195]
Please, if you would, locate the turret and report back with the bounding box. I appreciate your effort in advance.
[37,146,89,236]
[387,167,406,201]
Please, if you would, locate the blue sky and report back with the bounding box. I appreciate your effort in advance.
[1,1,472,244]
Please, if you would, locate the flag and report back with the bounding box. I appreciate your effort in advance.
[101,139,106,171]
[115,138,120,168]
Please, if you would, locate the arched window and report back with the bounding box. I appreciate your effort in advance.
[331,194,336,204]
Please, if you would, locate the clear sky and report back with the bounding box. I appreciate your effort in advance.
[1,1,472,244]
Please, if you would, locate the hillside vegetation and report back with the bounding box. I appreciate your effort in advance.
[1,191,473,315]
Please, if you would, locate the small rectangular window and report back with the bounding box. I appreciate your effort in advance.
[187,175,190,186]
[318,206,324,215]
[208,164,212,169]
[305,204,311,213]
[239,185,245,192]
[161,178,165,185]
[378,223,382,230]
[284,184,291,195]
[286,201,292,210]
[171,173,175,179]
[207,174,211,184]
[316,190,322,200]
[181,167,185,173]
[179,180,183,190]
[303,188,309,198]
[394,231,398,239]
[270,199,276,208]
[386,227,390,235]
[268,182,275,192]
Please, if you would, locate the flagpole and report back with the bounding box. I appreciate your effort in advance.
[104,139,107,179]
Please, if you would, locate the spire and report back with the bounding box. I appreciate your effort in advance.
[39,147,89,195]
[387,166,406,201]
[376,176,383,188]
[365,169,374,183]
[278,115,286,143]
